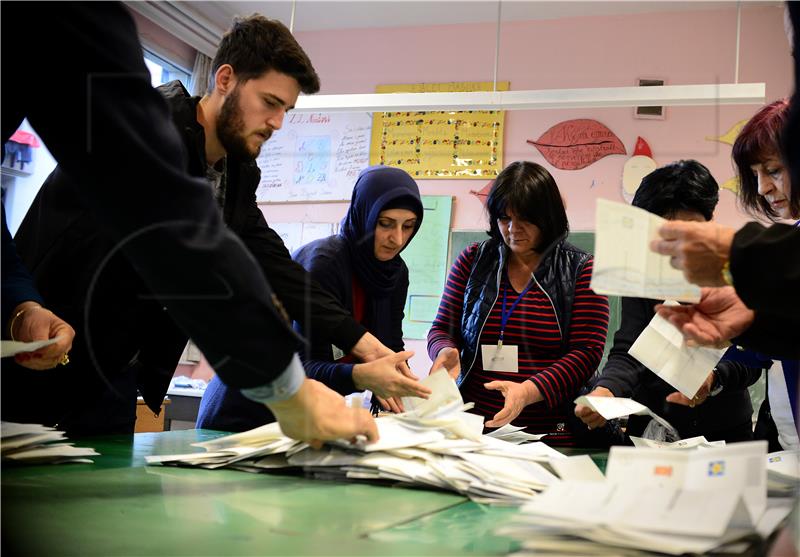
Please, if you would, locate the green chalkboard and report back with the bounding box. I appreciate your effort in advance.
[402,196,453,340]
[448,230,622,370]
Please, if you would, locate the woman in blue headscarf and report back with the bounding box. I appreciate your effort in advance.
[196,166,429,431]
[293,165,428,413]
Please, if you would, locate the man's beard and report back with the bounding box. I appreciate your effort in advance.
[216,86,270,161]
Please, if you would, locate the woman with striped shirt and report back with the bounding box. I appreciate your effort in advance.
[427,161,609,446]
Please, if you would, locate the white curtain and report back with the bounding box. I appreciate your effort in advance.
[188,52,213,97]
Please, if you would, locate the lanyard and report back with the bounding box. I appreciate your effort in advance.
[498,278,534,348]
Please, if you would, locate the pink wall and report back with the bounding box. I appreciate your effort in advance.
[259,6,792,375]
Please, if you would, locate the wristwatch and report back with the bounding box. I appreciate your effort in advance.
[709,367,724,397]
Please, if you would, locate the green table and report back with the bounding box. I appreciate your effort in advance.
[3,429,557,556]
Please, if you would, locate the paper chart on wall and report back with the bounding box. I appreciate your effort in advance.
[255,112,372,202]
[369,81,508,179]
[270,222,335,255]
[402,196,453,340]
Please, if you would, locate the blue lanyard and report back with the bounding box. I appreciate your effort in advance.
[499,278,534,348]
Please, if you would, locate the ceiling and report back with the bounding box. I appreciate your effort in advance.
[183,1,781,34]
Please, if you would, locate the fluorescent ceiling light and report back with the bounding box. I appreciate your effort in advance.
[294,83,765,113]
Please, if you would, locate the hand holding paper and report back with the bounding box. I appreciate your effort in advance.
[574,395,678,437]
[4,301,74,370]
[628,302,726,399]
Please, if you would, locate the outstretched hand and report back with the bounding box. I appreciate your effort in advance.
[429,347,461,381]
[353,350,430,403]
[484,380,543,428]
[655,286,754,348]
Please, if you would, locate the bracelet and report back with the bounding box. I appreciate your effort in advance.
[721,260,734,286]
[9,305,43,341]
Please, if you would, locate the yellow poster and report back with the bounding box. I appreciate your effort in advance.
[369,81,508,179]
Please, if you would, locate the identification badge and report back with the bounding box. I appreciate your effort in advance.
[331,345,345,361]
[481,343,519,373]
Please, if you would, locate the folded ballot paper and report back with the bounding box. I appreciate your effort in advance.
[500,441,793,556]
[628,301,727,399]
[1,422,99,464]
[146,369,568,504]
[0,336,62,358]
[590,199,701,302]
[574,395,679,438]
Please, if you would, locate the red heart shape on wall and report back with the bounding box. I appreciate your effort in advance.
[527,119,626,170]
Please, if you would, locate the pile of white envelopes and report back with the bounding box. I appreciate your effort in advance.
[1,422,99,464]
[499,440,796,555]
[146,370,569,504]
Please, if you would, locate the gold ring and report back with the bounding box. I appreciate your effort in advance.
[58,353,70,366]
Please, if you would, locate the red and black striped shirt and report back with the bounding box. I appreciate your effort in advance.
[428,243,609,446]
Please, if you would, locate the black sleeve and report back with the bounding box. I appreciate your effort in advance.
[713,360,765,392]
[733,312,800,360]
[293,248,358,395]
[730,222,800,318]
[1,3,296,390]
[1,205,44,328]
[130,302,189,414]
[236,196,367,353]
[593,297,655,398]
[784,2,800,191]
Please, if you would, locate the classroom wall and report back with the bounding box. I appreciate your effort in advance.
[260,5,793,375]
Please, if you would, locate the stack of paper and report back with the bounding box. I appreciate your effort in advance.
[146,370,568,504]
[766,450,800,494]
[629,435,726,450]
[500,441,793,555]
[1,422,99,464]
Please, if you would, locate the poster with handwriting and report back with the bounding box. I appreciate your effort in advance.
[402,196,453,340]
[370,81,508,179]
[256,112,372,202]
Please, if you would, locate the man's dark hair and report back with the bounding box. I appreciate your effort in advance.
[486,161,569,252]
[631,159,719,221]
[210,15,320,94]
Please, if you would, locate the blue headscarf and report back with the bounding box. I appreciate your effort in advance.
[339,166,423,296]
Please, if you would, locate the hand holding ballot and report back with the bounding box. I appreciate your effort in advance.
[650,220,735,287]
[353,350,431,405]
[574,386,615,429]
[655,287,755,349]
[5,301,74,370]
[267,378,378,448]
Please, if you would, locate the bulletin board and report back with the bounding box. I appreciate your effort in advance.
[402,196,453,340]
[270,222,336,256]
[255,112,372,203]
[369,81,508,179]
[448,230,621,368]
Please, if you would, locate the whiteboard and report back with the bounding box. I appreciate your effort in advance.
[255,112,372,203]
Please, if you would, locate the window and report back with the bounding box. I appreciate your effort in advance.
[143,49,190,87]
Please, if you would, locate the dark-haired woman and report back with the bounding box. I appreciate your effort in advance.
[731,99,798,451]
[427,161,609,446]
[197,166,431,431]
